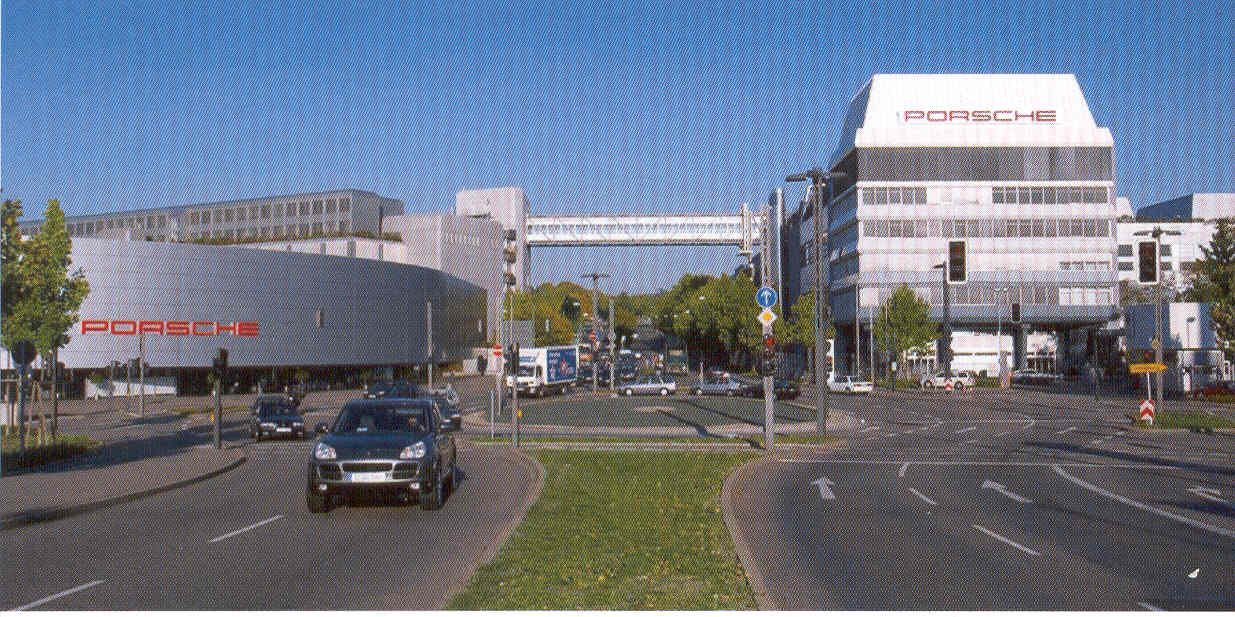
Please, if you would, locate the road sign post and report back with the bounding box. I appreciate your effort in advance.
[1139,398,1155,425]
[10,340,37,455]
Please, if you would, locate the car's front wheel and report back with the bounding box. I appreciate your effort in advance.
[422,469,444,511]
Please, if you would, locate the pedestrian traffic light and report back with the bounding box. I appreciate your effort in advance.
[763,333,775,349]
[213,348,228,374]
[1138,240,1158,284]
[948,241,966,283]
[1011,302,1021,324]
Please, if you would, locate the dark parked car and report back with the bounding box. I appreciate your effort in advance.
[255,392,300,409]
[773,379,799,400]
[307,398,457,512]
[250,398,305,441]
[365,380,422,399]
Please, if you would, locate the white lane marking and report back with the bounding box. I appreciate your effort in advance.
[956,426,977,434]
[810,476,836,501]
[207,515,284,544]
[1056,426,1077,435]
[972,524,1041,556]
[908,488,937,505]
[865,436,880,441]
[898,462,910,478]
[13,580,105,611]
[1188,568,1200,578]
[1052,465,1235,540]
[982,479,1033,503]
[885,433,899,438]
[1139,601,1163,611]
[777,459,1179,469]
[860,426,879,433]
[1187,486,1226,504]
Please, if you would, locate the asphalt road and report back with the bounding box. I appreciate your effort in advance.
[726,387,1235,610]
[1,383,539,611]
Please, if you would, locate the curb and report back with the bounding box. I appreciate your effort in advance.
[722,457,773,610]
[439,444,545,609]
[1,451,247,530]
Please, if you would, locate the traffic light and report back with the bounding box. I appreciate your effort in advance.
[1138,240,1158,284]
[505,343,519,375]
[761,348,776,377]
[1011,302,1021,324]
[948,241,966,283]
[213,347,228,375]
[763,333,775,349]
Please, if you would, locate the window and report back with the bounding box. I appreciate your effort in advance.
[1018,187,1031,203]
[274,203,283,217]
[312,222,323,235]
[1083,219,1097,236]
[888,188,901,204]
[875,188,887,204]
[1043,187,1056,203]
[237,209,245,221]
[1118,244,1133,257]
[992,187,1004,203]
[313,200,323,215]
[224,209,234,223]
[274,225,284,237]
[1158,244,1171,257]
[1118,261,1134,271]
[340,199,350,213]
[326,200,336,214]
[862,188,875,203]
[300,223,310,236]
[1031,187,1043,204]
[262,204,271,218]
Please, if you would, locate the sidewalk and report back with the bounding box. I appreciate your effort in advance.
[1,414,248,530]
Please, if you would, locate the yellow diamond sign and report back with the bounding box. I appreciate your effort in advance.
[758,309,777,327]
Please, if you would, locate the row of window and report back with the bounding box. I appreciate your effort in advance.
[1118,243,1171,257]
[1059,261,1111,271]
[187,198,350,227]
[993,186,1108,204]
[1117,260,1177,272]
[525,221,742,237]
[863,217,1113,239]
[861,187,928,205]
[191,220,350,241]
[863,284,1115,307]
[49,214,171,237]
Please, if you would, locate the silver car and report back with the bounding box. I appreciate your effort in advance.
[620,374,677,396]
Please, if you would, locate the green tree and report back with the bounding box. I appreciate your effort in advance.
[2,199,91,357]
[2,199,29,335]
[873,285,936,379]
[1186,218,1235,361]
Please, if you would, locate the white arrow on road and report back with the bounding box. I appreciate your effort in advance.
[1188,486,1227,504]
[983,479,1033,504]
[811,476,836,501]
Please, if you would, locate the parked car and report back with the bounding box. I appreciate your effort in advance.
[1199,380,1235,399]
[365,380,422,399]
[254,392,299,410]
[920,371,976,390]
[620,374,677,396]
[692,374,754,397]
[773,379,800,400]
[250,398,305,441]
[307,398,457,512]
[827,376,874,394]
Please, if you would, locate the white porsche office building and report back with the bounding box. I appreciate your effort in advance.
[798,74,1120,376]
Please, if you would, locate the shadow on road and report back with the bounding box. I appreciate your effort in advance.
[1025,440,1235,477]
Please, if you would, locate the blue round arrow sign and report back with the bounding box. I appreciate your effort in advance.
[756,286,777,308]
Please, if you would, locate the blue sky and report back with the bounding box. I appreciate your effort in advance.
[4,0,1232,292]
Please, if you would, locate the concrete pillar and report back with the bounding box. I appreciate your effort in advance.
[1013,325,1028,371]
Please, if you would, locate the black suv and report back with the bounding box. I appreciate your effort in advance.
[307,398,457,512]
[250,398,305,441]
[365,380,422,399]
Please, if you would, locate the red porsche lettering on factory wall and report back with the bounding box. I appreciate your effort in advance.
[80,320,260,337]
[902,110,1056,123]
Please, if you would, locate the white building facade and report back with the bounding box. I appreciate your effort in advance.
[798,74,1120,377]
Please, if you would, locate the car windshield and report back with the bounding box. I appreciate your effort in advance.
[367,382,393,395]
[333,403,429,433]
[256,404,295,417]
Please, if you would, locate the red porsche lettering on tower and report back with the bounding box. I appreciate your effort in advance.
[80,320,260,337]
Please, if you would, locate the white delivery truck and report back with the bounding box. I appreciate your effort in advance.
[505,345,578,397]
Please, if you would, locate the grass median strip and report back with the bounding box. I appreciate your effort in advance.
[2,433,99,473]
[1141,411,1235,431]
[447,450,759,609]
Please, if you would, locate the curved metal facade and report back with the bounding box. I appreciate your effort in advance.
[51,239,486,370]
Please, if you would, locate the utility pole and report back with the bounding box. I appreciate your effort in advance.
[138,330,145,418]
[786,168,847,434]
[426,300,433,390]
[582,272,610,393]
[760,206,775,448]
[868,305,875,385]
[609,296,616,395]
[1135,227,1179,406]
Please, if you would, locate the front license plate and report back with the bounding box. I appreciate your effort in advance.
[276,427,292,433]
[351,472,387,482]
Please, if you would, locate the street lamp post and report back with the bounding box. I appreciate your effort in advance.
[933,262,952,380]
[582,273,610,393]
[786,168,848,434]
[995,287,1009,389]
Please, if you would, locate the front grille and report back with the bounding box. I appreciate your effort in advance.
[341,462,394,473]
[318,464,342,480]
[392,462,418,480]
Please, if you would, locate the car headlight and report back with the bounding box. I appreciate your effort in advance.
[314,442,337,460]
[293,421,304,426]
[400,442,427,459]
